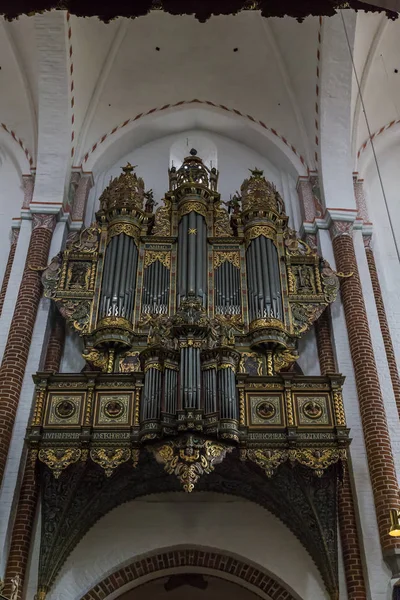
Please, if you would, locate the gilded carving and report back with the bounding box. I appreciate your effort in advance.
[274,348,299,373]
[213,199,232,237]
[119,351,141,373]
[178,201,207,220]
[144,250,171,270]
[90,448,131,476]
[66,262,91,290]
[246,448,288,477]
[289,448,346,477]
[152,435,233,492]
[82,348,108,372]
[107,222,140,246]
[213,251,240,270]
[245,225,276,245]
[333,391,346,426]
[239,352,263,376]
[152,198,172,236]
[58,300,91,334]
[99,163,145,213]
[38,448,82,478]
[240,168,285,215]
[73,225,100,253]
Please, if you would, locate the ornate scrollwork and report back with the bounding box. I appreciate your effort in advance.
[241,168,285,215]
[245,225,276,245]
[58,299,91,334]
[289,448,346,477]
[152,197,172,236]
[213,251,240,270]
[38,448,82,478]
[291,302,325,336]
[90,448,131,476]
[213,199,232,237]
[151,434,233,492]
[82,348,109,372]
[73,225,101,254]
[99,163,145,214]
[245,448,288,478]
[178,201,207,220]
[107,222,140,246]
[144,250,171,270]
[274,348,299,373]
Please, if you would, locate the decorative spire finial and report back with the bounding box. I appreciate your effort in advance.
[190,148,197,156]
[122,162,137,174]
[249,167,264,178]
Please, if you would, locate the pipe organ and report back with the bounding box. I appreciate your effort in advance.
[39,150,342,441]
[32,150,350,597]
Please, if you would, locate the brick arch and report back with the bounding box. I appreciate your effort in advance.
[80,549,299,600]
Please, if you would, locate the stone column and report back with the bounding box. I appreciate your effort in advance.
[0,229,20,318]
[330,221,400,568]
[44,308,65,373]
[315,305,367,599]
[364,236,400,420]
[315,308,336,374]
[4,309,66,599]
[0,214,56,487]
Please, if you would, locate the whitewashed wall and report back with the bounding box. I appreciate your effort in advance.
[50,492,329,600]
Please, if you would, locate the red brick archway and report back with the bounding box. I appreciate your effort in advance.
[80,549,299,600]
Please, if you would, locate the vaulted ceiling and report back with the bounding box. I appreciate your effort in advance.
[0,10,399,174]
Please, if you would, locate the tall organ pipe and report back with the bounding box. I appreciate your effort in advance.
[246,235,282,323]
[100,234,138,320]
[177,211,207,304]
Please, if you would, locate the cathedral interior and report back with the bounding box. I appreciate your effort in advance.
[0,3,400,600]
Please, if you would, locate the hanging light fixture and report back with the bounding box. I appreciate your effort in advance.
[389,509,400,537]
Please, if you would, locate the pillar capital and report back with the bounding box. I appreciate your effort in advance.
[32,213,57,232]
[329,219,354,241]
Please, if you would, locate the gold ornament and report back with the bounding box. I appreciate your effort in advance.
[213,251,240,270]
[99,163,145,214]
[241,169,285,215]
[289,448,346,477]
[245,225,276,246]
[90,448,131,476]
[107,222,140,246]
[333,391,346,426]
[38,448,82,478]
[153,198,172,236]
[178,201,207,220]
[82,348,108,372]
[274,348,299,373]
[144,251,171,270]
[152,435,233,492]
[213,199,232,237]
[246,448,288,478]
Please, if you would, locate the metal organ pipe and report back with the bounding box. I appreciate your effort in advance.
[246,235,282,323]
[100,233,139,320]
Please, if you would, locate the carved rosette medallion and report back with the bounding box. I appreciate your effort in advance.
[151,435,233,492]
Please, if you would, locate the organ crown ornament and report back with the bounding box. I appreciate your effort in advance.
[98,163,145,217]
